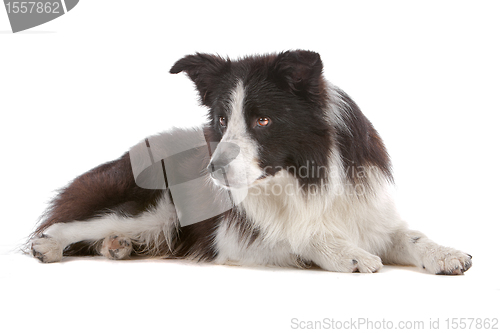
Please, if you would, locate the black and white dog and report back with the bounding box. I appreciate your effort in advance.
[29,50,472,274]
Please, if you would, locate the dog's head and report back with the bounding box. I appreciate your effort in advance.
[170,50,332,189]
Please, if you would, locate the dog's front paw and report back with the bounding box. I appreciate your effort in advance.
[316,248,384,273]
[422,246,472,275]
[328,252,383,273]
[100,235,133,260]
[31,235,63,263]
[351,253,383,273]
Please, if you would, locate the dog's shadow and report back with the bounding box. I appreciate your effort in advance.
[57,255,428,275]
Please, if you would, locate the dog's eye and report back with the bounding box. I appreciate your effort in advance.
[256,117,271,127]
[219,116,227,128]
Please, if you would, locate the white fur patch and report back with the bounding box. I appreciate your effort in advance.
[211,80,263,188]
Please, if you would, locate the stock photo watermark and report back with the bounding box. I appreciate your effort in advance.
[3,0,79,32]
[290,317,499,330]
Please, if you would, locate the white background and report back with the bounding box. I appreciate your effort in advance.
[1,1,499,332]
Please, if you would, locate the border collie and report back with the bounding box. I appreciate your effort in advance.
[28,50,472,274]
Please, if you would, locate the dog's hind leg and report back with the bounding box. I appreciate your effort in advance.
[31,194,178,263]
[31,217,137,263]
[381,227,472,275]
[31,218,134,263]
[28,151,173,262]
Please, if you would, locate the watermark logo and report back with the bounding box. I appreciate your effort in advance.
[3,0,79,33]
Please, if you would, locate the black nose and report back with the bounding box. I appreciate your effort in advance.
[208,142,240,173]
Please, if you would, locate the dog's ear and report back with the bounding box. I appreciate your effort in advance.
[170,53,228,106]
[272,50,324,101]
